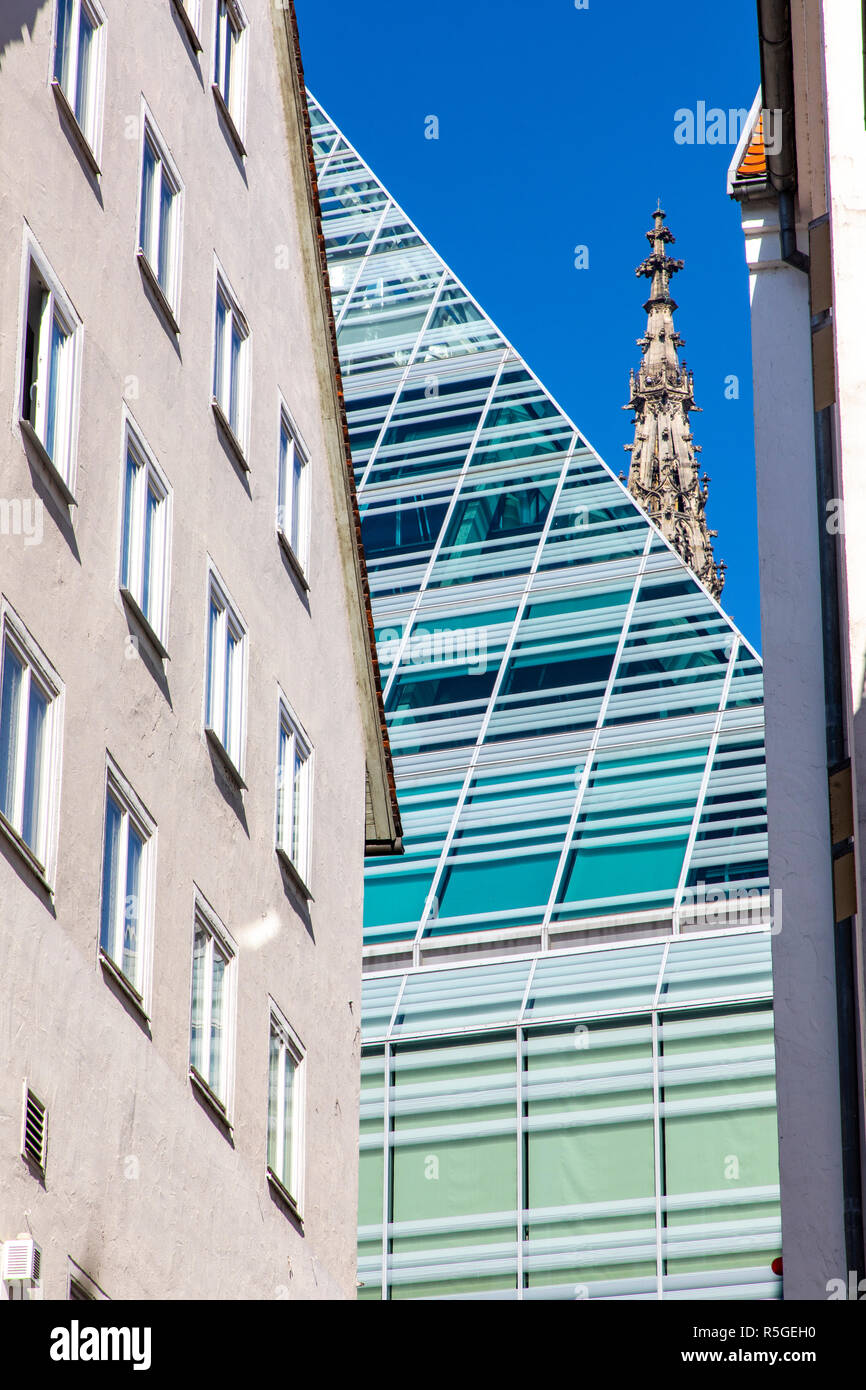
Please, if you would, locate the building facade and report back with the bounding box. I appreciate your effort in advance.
[729,0,866,1300]
[0,0,399,1300]
[309,96,784,1300]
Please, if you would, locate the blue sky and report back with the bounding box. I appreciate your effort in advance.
[295,0,763,649]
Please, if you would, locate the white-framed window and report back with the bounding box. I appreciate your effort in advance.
[0,603,63,879]
[211,266,250,457]
[205,566,247,779]
[189,891,236,1113]
[276,403,310,574]
[119,416,172,651]
[276,695,312,888]
[19,234,82,498]
[137,109,183,321]
[99,756,156,1004]
[267,1003,305,1211]
[52,0,106,159]
[213,0,248,144]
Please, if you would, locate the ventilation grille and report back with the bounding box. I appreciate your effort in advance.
[22,1086,47,1171]
[1,1239,41,1282]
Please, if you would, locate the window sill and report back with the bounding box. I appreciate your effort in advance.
[189,1067,232,1131]
[211,397,249,472]
[205,725,247,791]
[51,78,101,177]
[171,0,203,52]
[267,1167,303,1223]
[211,83,247,158]
[276,844,314,901]
[277,530,310,591]
[0,805,52,894]
[99,948,150,1022]
[136,250,180,336]
[120,587,170,661]
[19,416,77,507]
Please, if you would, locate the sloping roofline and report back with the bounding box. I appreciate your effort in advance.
[272,2,403,855]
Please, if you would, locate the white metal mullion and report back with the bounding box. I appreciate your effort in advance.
[541,529,655,935]
[652,940,671,1300]
[651,1009,664,1300]
[515,1026,526,1298]
[414,429,578,941]
[357,267,450,495]
[386,973,409,1041]
[381,346,509,705]
[334,197,393,334]
[671,637,740,931]
[519,956,539,1020]
[381,1042,393,1301]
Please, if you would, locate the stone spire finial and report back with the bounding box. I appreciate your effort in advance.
[623,208,724,599]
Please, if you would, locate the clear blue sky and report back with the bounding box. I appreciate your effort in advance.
[295,0,763,649]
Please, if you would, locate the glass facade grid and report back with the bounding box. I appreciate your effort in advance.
[308,92,780,1300]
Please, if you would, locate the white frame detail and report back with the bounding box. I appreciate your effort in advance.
[212,0,249,149]
[267,1001,306,1214]
[204,563,248,783]
[136,102,184,324]
[98,755,157,1008]
[276,400,311,578]
[189,889,237,1118]
[276,692,313,890]
[211,260,250,460]
[0,600,63,885]
[119,412,173,654]
[51,0,107,165]
[18,228,83,501]
[171,0,203,51]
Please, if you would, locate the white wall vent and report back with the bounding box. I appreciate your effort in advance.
[1,1238,41,1284]
[21,1085,47,1171]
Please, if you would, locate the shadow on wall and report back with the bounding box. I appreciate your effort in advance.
[0,0,50,68]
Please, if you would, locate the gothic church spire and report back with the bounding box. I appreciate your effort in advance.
[623,208,724,599]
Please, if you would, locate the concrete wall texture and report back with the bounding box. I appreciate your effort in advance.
[0,0,368,1299]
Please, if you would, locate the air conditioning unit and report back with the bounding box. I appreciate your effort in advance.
[1,1237,41,1285]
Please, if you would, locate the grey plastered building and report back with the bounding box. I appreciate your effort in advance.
[0,0,400,1300]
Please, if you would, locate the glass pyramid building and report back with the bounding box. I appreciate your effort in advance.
[307,94,781,1301]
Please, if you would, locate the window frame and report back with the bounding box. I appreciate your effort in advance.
[98,754,157,1012]
[275,692,313,894]
[212,0,249,152]
[171,0,203,52]
[203,563,248,785]
[118,412,173,656]
[188,888,237,1120]
[0,599,63,888]
[136,103,184,327]
[266,1001,306,1215]
[18,227,83,503]
[50,0,107,168]
[211,260,251,463]
[276,400,311,581]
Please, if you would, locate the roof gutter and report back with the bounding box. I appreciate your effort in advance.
[756,0,809,271]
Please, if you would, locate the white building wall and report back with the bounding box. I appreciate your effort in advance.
[0,0,367,1299]
[742,201,847,1297]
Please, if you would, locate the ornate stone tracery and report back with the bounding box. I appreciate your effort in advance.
[623,208,724,599]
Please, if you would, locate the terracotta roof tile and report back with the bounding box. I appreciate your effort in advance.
[737,110,767,180]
